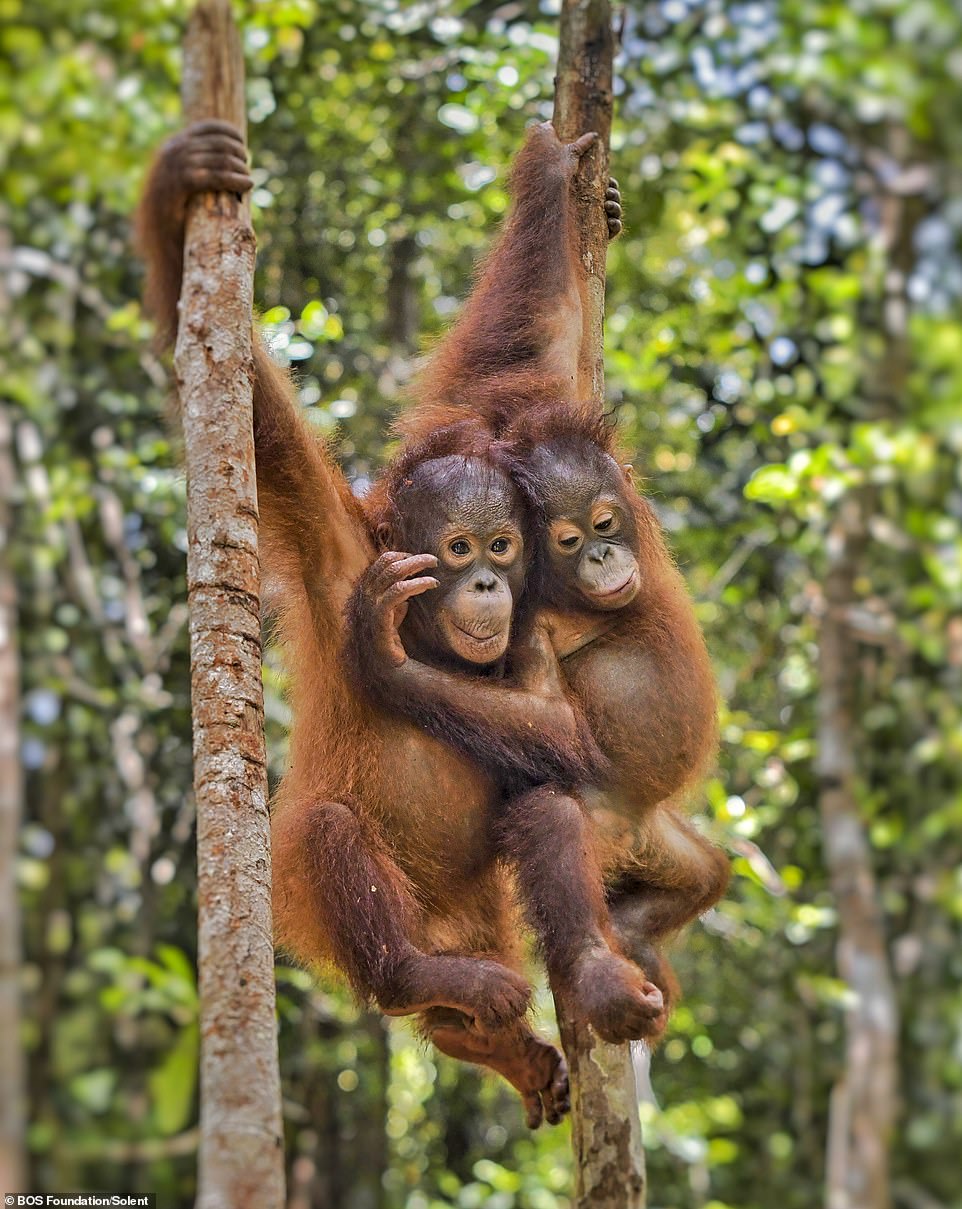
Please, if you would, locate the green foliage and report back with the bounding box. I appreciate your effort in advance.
[5,0,962,1206]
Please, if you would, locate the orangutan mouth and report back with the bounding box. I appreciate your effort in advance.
[597,569,638,599]
[452,621,505,646]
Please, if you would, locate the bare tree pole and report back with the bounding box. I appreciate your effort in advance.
[175,4,284,1206]
[0,400,26,1197]
[553,0,616,408]
[552,5,646,1207]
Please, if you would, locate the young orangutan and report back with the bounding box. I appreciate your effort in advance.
[508,407,731,1028]
[136,119,598,1128]
[357,121,730,1040]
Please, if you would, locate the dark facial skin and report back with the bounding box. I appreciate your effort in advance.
[382,458,527,667]
[527,445,641,613]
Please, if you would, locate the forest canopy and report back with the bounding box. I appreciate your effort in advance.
[2,1,961,1207]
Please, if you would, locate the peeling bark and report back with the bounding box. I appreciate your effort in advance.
[174,5,284,1207]
[552,3,646,1205]
[557,1010,646,1209]
[0,401,25,1196]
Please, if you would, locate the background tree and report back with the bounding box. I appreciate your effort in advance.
[0,394,26,1195]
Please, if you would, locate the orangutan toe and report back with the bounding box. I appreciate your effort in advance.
[541,1051,571,1125]
[519,1038,569,1129]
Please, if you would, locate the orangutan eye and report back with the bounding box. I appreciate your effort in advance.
[450,539,471,557]
[551,521,584,551]
[490,537,510,554]
[595,513,615,533]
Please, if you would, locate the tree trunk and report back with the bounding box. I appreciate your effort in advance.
[175,5,285,1207]
[0,402,25,1197]
[552,5,646,1207]
[819,123,914,1209]
[818,496,898,1209]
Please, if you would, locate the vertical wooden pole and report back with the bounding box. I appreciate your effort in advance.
[175,4,285,1207]
[553,0,616,409]
[552,4,647,1206]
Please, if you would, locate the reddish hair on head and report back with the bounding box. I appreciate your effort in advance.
[364,417,518,532]
[502,401,618,457]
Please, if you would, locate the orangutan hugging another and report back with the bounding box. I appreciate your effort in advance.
[138,108,728,1126]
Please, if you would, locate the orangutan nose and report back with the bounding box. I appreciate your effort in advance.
[473,569,499,592]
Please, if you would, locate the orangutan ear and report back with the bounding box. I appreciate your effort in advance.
[622,463,635,486]
[375,523,393,551]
